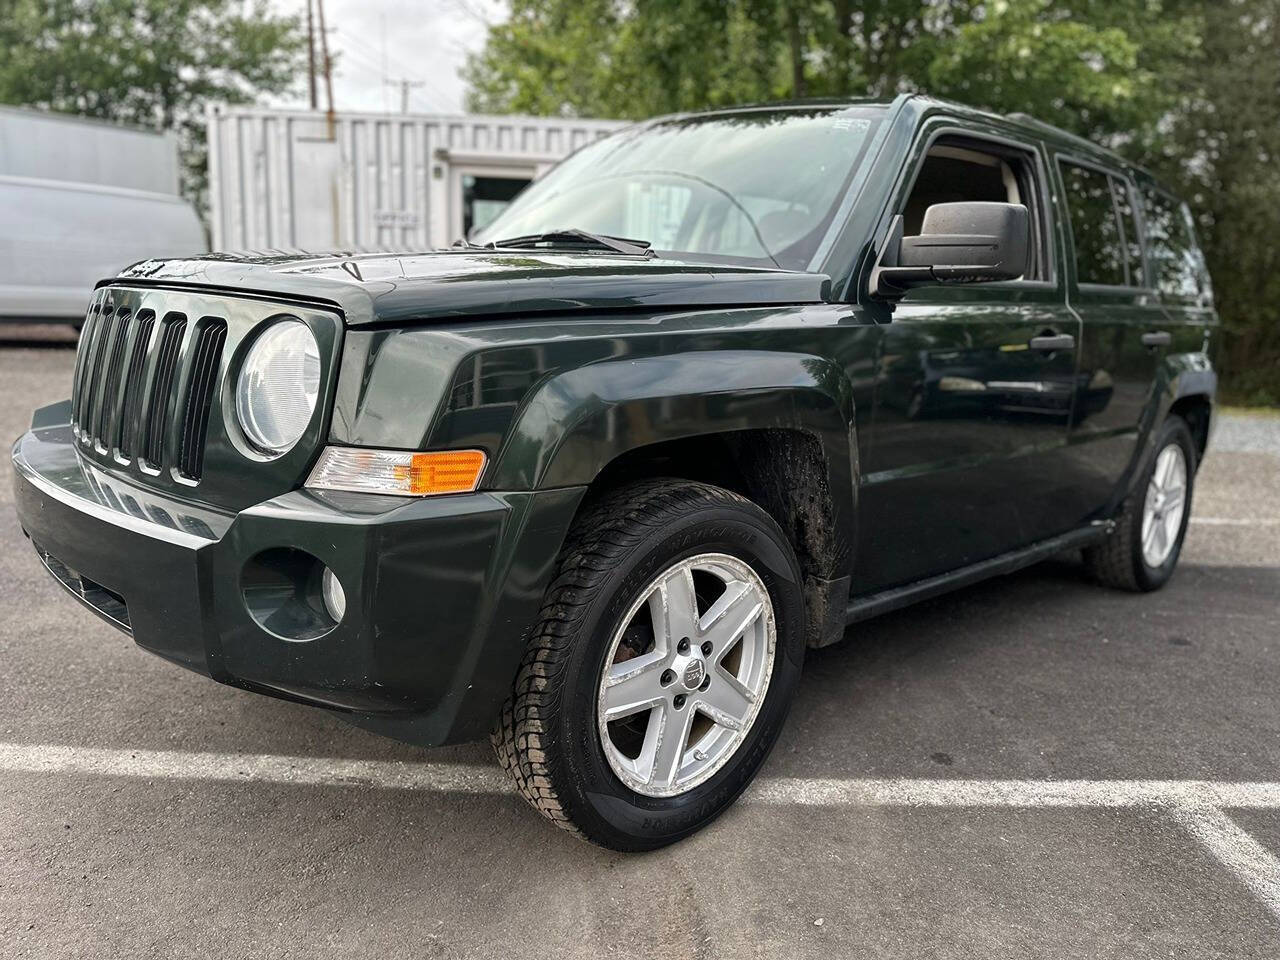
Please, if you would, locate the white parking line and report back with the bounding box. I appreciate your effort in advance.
[8,741,1280,921]
[749,777,1280,809]
[6,742,1280,808]
[1170,805,1280,923]
[1191,517,1280,526]
[0,742,510,793]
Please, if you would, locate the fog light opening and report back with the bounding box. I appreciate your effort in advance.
[241,547,344,642]
[321,567,346,623]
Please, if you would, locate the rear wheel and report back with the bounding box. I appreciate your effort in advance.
[1085,415,1197,591]
[492,479,805,850]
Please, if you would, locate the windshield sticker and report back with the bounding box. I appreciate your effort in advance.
[832,117,872,133]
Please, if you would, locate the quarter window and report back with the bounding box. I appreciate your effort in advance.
[1059,162,1128,286]
[1140,187,1203,299]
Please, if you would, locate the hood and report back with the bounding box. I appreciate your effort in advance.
[111,249,831,327]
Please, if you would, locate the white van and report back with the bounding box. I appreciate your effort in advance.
[0,107,206,325]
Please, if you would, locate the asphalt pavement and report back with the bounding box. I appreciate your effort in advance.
[2,326,1279,959]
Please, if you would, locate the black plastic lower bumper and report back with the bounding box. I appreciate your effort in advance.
[12,408,584,746]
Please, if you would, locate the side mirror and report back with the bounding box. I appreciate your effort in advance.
[871,201,1030,300]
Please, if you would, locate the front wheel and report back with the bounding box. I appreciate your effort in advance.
[492,479,806,850]
[1084,414,1197,591]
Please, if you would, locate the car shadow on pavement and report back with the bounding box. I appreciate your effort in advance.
[0,323,79,349]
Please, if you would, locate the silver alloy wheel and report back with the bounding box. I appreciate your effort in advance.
[596,553,776,798]
[1141,443,1188,568]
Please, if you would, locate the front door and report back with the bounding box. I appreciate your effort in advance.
[853,126,1081,596]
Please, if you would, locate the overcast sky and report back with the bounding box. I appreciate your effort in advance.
[266,0,505,115]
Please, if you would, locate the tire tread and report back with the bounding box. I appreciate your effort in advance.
[491,479,760,841]
[1084,415,1196,592]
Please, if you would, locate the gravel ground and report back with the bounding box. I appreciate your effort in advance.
[1213,411,1280,455]
[2,330,1279,959]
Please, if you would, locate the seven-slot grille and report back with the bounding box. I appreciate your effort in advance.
[71,291,227,482]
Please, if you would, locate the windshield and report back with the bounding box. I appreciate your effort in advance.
[472,106,885,271]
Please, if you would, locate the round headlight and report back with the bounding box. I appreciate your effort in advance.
[235,320,320,455]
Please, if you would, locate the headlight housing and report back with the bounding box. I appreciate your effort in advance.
[235,319,320,455]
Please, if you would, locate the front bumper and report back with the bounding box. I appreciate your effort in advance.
[12,402,585,746]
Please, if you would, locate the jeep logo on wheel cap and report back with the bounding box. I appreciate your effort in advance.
[682,659,706,690]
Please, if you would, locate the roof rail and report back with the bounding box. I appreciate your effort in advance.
[1005,111,1108,153]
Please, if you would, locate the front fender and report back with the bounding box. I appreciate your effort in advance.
[487,349,857,492]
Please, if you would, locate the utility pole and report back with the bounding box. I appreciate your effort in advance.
[305,0,317,110]
[315,0,336,138]
[384,78,426,114]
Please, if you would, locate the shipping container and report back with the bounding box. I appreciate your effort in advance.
[207,105,625,253]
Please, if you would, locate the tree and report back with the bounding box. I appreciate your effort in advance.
[0,0,307,217]
[465,0,793,119]
[1143,0,1280,404]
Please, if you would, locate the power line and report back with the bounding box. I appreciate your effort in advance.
[331,25,454,112]
[324,40,444,114]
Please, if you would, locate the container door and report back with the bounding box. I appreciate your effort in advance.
[448,165,535,242]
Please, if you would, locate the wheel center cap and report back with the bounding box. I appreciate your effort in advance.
[681,658,706,691]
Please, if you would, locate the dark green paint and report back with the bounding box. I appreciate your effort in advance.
[12,96,1219,746]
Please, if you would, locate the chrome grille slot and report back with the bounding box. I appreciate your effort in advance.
[95,308,132,447]
[84,305,123,448]
[74,299,113,439]
[177,319,228,480]
[71,299,103,431]
[142,313,188,469]
[117,311,156,459]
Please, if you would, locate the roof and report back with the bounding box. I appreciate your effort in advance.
[633,94,1150,179]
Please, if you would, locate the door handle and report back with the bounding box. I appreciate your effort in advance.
[1028,333,1076,352]
[1141,331,1173,348]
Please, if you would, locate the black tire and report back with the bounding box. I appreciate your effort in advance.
[492,478,806,850]
[1084,415,1197,592]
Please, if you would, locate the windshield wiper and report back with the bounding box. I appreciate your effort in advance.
[482,228,657,258]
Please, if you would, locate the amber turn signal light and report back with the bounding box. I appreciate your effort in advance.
[306,447,487,497]
[396,449,487,495]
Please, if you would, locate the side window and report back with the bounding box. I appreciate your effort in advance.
[900,137,1049,281]
[1059,161,1127,286]
[1110,179,1145,286]
[1140,187,1203,299]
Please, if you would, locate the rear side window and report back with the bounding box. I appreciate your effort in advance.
[1059,161,1130,286]
[1140,187,1204,299]
[1110,179,1145,285]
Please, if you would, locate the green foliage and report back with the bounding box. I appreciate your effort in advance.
[1142,0,1280,405]
[928,0,1148,136]
[0,0,306,217]
[465,0,791,119]
[466,0,1280,404]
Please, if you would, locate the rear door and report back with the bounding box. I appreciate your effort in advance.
[1055,157,1184,519]
[1135,179,1217,369]
[854,122,1082,595]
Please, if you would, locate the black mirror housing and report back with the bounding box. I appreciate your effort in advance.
[872,202,1030,300]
